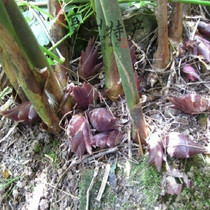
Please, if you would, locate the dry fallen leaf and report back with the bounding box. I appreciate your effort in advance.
[67,114,92,158]
[89,108,118,132]
[169,94,210,114]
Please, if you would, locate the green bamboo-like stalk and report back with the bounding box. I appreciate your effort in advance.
[94,0,148,144]
[98,0,139,108]
[4,0,64,106]
[0,49,28,102]
[94,0,123,101]
[0,26,60,133]
[0,0,27,102]
[93,1,112,89]
[0,0,61,132]
[65,0,210,6]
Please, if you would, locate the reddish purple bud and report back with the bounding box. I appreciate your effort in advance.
[166,166,191,189]
[89,108,117,132]
[129,41,136,65]
[92,130,122,148]
[198,22,210,41]
[0,101,39,124]
[67,114,92,158]
[164,132,207,158]
[193,35,210,62]
[71,82,98,108]
[148,133,164,172]
[169,94,210,114]
[78,38,103,79]
[166,177,183,195]
[182,64,200,81]
[134,71,141,94]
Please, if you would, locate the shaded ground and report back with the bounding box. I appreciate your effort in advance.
[0,75,209,209]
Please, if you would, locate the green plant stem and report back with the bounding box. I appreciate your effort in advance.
[0,176,23,190]
[0,1,28,101]
[41,46,65,64]
[65,0,210,6]
[49,33,71,51]
[4,0,64,105]
[49,10,94,52]
[0,86,11,99]
[0,0,61,132]
[170,0,210,5]
[94,0,114,91]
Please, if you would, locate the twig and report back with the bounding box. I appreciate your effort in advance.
[86,166,99,210]
[128,128,132,159]
[191,19,200,40]
[164,60,176,95]
[96,163,111,202]
[21,1,47,6]
[0,123,18,144]
[137,131,143,156]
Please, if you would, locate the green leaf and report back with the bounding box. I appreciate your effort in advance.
[0,87,11,99]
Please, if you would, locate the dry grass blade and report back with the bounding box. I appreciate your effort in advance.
[96,163,111,202]
[86,166,99,210]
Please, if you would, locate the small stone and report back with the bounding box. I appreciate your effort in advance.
[25,167,33,176]
[116,204,120,208]
[64,208,71,210]
[39,198,49,210]
[183,129,190,136]
[57,169,62,175]
[67,171,73,179]
[12,189,19,200]
[16,181,24,189]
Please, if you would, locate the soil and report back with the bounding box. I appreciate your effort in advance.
[0,75,209,210]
